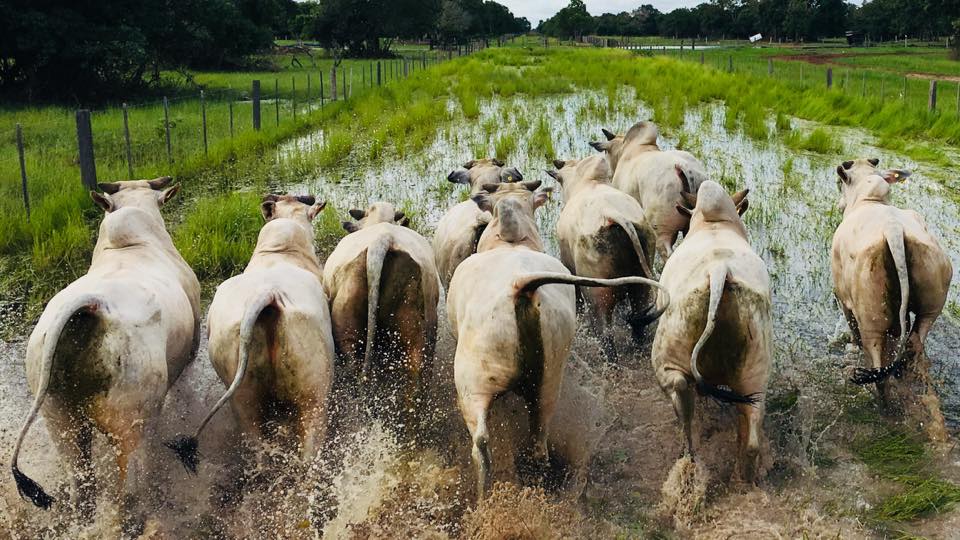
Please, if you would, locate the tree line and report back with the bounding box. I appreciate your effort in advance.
[0,0,527,101]
[538,0,960,44]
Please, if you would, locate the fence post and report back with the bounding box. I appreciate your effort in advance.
[320,71,325,107]
[349,67,353,98]
[343,68,347,99]
[331,67,337,101]
[75,109,97,190]
[369,63,373,87]
[122,103,133,178]
[201,90,208,156]
[275,79,280,126]
[826,68,832,89]
[861,72,866,97]
[15,123,29,221]
[163,97,173,162]
[377,61,382,86]
[767,58,773,76]
[252,80,261,130]
[929,80,937,112]
[700,52,704,65]
[956,82,959,116]
[292,77,297,123]
[728,55,733,72]
[902,76,907,100]
[404,60,409,78]
[422,52,426,70]
[800,65,804,86]
[306,73,311,104]
[229,101,234,137]
[880,78,885,103]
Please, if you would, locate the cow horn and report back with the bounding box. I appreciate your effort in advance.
[522,180,542,192]
[148,176,173,190]
[680,191,697,207]
[463,159,477,169]
[262,194,279,202]
[553,159,565,169]
[868,158,879,167]
[296,195,316,206]
[731,189,749,206]
[97,182,122,194]
[348,208,365,220]
[601,128,616,141]
[481,183,501,193]
[491,158,505,167]
[841,160,854,170]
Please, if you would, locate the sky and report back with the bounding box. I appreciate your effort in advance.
[497,0,702,28]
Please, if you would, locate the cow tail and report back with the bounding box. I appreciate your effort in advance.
[166,289,277,473]
[363,234,391,378]
[850,223,911,385]
[12,294,101,509]
[691,264,759,405]
[515,272,670,323]
[609,215,655,279]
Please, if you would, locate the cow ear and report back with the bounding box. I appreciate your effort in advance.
[731,189,749,206]
[158,183,180,206]
[533,190,550,209]
[342,221,359,233]
[676,204,692,218]
[394,211,406,223]
[348,208,365,220]
[736,199,749,216]
[867,158,880,167]
[148,176,173,190]
[463,160,477,169]
[307,201,327,221]
[481,183,500,193]
[90,191,114,212]
[553,159,566,169]
[261,200,276,221]
[398,216,411,227]
[522,180,542,192]
[97,182,121,194]
[589,141,609,152]
[836,165,849,184]
[681,191,697,207]
[296,195,316,206]
[491,158,505,167]
[500,167,521,183]
[675,164,691,193]
[472,193,493,213]
[601,128,616,141]
[447,170,470,184]
[546,170,560,181]
[882,169,911,184]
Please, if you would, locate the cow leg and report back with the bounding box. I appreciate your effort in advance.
[860,329,891,402]
[661,369,695,458]
[460,392,495,501]
[734,401,763,484]
[656,233,675,263]
[907,314,936,361]
[839,303,862,347]
[584,287,618,362]
[43,404,96,516]
[297,402,327,462]
[110,422,145,536]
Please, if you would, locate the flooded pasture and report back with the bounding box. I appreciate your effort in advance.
[2,86,960,538]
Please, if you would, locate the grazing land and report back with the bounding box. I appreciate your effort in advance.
[2,45,960,538]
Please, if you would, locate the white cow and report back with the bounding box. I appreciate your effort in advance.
[433,158,522,288]
[166,194,335,472]
[651,180,770,483]
[448,182,668,499]
[591,122,708,260]
[11,178,200,517]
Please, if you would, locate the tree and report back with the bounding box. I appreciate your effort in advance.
[540,0,594,40]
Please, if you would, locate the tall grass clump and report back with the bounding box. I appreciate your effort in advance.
[494,133,517,160]
[529,116,555,160]
[173,191,262,280]
[315,130,354,168]
[784,128,843,154]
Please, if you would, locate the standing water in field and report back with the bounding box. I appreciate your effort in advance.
[1,86,959,537]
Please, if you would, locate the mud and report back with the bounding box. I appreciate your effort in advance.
[2,88,960,538]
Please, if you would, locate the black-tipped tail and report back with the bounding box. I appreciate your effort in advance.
[849,357,907,386]
[12,466,54,509]
[697,382,761,405]
[164,435,200,474]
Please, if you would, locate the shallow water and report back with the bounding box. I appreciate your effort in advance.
[2,86,959,537]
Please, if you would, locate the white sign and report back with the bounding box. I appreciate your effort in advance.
[749,33,763,43]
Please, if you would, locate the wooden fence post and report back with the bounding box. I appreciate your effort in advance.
[800,65,804,85]
[880,78,885,103]
[348,67,353,97]
[377,61,382,86]
[767,58,773,75]
[861,72,866,97]
[292,77,297,123]
[122,103,133,178]
[369,63,373,87]
[201,90,208,156]
[929,80,937,112]
[422,52,427,70]
[306,73,311,104]
[331,67,337,101]
[163,97,173,162]
[320,71,325,107]
[902,76,907,100]
[252,80,261,130]
[826,68,832,89]
[728,55,733,72]
[229,101,234,137]
[343,68,348,99]
[75,109,97,190]
[15,123,29,221]
[275,79,280,126]
[956,82,959,116]
[700,52,704,64]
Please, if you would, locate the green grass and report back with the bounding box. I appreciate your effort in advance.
[785,128,844,154]
[174,191,263,280]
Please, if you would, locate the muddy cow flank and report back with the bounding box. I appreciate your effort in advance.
[550,154,660,358]
[448,181,668,500]
[12,177,201,521]
[591,121,709,261]
[652,180,770,484]
[323,202,440,420]
[832,158,952,395]
[433,158,523,289]
[166,194,336,473]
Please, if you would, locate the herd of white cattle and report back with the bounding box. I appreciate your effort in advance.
[8,120,952,524]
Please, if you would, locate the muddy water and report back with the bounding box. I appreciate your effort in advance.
[2,87,960,537]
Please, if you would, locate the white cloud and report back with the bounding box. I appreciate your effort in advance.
[498,0,703,27]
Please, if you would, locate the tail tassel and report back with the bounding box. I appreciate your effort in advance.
[12,466,54,509]
[164,435,200,474]
[849,357,907,386]
[696,382,761,405]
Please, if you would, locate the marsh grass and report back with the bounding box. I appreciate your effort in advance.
[785,128,844,155]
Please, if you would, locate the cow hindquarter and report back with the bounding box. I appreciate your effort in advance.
[378,249,436,377]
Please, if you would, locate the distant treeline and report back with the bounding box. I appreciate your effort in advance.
[0,0,528,101]
[538,0,960,43]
